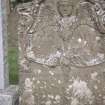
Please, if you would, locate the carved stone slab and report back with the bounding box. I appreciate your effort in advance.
[18,0,105,105]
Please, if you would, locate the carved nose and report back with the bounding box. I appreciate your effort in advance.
[28,28,34,34]
[28,23,37,34]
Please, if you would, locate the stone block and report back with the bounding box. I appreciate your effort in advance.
[0,85,19,105]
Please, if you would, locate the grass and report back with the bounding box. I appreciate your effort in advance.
[8,47,19,84]
[8,11,19,84]
[7,9,19,84]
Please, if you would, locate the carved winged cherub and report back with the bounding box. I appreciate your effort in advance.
[19,0,105,68]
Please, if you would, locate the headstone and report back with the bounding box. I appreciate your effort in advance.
[0,0,19,105]
[18,0,105,105]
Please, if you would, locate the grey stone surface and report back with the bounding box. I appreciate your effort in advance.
[0,85,19,105]
[18,0,105,105]
[0,0,9,89]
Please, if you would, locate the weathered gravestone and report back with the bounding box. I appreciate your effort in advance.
[0,0,19,105]
[18,0,105,105]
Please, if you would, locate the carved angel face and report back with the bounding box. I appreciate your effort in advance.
[57,0,73,17]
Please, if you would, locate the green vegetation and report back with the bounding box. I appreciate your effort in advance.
[8,47,19,84]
